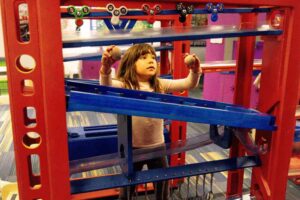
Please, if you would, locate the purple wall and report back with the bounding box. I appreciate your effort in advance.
[203,14,239,104]
[204,72,259,108]
[82,60,100,79]
[205,14,239,62]
[232,41,264,60]
[82,60,120,79]
[203,13,265,108]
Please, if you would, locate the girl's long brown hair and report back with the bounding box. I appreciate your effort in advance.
[117,44,162,93]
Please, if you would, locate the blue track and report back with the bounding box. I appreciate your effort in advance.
[66,80,276,131]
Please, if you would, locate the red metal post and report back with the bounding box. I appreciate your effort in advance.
[170,16,192,167]
[226,13,257,198]
[160,20,171,75]
[0,0,70,199]
[251,7,300,200]
[1,1,300,199]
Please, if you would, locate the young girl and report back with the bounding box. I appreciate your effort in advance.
[100,43,201,200]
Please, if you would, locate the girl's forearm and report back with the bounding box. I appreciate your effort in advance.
[160,70,201,92]
[100,67,112,75]
[99,73,112,86]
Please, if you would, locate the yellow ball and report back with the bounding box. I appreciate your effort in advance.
[184,55,196,65]
[110,46,122,61]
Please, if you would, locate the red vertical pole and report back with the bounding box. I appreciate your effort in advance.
[251,8,300,200]
[170,16,192,167]
[226,13,257,198]
[160,20,171,75]
[170,18,183,167]
[1,0,70,199]
[298,84,300,102]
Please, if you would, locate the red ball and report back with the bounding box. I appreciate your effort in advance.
[76,19,83,27]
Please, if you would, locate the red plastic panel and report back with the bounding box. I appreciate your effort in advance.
[0,0,70,199]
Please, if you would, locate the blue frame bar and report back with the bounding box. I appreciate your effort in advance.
[61,8,272,18]
[63,46,173,62]
[103,18,115,30]
[126,19,137,30]
[68,124,171,160]
[64,55,101,62]
[69,125,118,137]
[294,122,300,142]
[63,27,282,47]
[65,81,247,110]
[70,155,260,193]
[66,82,276,131]
[68,134,117,160]
[117,115,134,177]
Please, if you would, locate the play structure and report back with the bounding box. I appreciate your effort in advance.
[1,0,300,199]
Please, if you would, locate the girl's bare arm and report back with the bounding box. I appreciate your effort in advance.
[160,54,202,93]
[99,46,123,87]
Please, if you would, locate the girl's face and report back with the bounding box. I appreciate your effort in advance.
[135,53,157,82]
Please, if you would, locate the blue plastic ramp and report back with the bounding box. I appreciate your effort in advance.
[66,80,276,131]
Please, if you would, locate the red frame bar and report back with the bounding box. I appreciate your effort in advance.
[1,0,70,199]
[251,7,300,200]
[1,1,300,199]
[227,13,257,198]
[59,0,298,7]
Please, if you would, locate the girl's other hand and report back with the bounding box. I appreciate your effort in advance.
[101,45,119,74]
[184,53,202,74]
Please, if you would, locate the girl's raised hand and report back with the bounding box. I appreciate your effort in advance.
[101,45,121,74]
[184,53,202,74]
